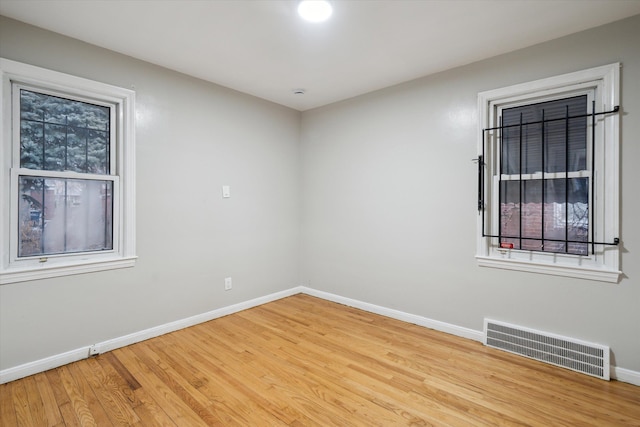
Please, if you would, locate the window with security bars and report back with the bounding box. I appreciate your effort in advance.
[476,63,620,282]
[498,96,589,255]
[16,87,115,258]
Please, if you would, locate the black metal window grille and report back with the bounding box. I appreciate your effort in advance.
[478,97,619,255]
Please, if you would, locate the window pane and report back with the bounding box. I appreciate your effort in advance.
[501,95,587,174]
[18,176,113,257]
[544,178,589,255]
[20,119,44,169]
[499,180,520,249]
[499,180,547,250]
[20,90,110,174]
[499,178,588,255]
[87,129,109,174]
[521,180,543,252]
[44,123,66,171]
[67,126,88,172]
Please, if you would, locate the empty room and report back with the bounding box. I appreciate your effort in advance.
[1,1,639,425]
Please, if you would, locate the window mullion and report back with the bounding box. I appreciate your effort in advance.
[14,168,114,182]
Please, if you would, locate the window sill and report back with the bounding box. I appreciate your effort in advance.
[0,256,137,285]
[476,256,621,283]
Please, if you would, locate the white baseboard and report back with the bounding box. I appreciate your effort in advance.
[297,287,639,386]
[0,347,90,385]
[95,286,304,355]
[0,286,303,384]
[611,366,640,386]
[2,285,638,387]
[299,287,484,342]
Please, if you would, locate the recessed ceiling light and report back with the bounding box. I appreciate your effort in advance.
[293,89,306,95]
[297,1,333,23]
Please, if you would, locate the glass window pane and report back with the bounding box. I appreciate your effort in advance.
[67,126,87,172]
[19,90,49,122]
[19,89,110,173]
[17,177,45,257]
[499,180,547,249]
[87,129,109,174]
[543,180,566,253]
[501,95,587,175]
[18,176,113,257]
[44,123,66,171]
[522,122,543,175]
[521,180,543,245]
[499,178,588,256]
[500,180,521,249]
[498,95,590,256]
[20,120,43,169]
[543,178,588,255]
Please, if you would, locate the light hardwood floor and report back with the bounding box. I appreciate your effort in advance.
[1,294,639,426]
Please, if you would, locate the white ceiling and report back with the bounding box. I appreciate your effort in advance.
[2,1,639,111]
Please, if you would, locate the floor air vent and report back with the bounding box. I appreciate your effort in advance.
[484,319,610,380]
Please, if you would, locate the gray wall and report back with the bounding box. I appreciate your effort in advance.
[0,16,301,371]
[1,14,639,375]
[300,15,640,372]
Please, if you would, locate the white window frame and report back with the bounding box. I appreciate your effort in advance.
[476,63,620,283]
[0,58,136,284]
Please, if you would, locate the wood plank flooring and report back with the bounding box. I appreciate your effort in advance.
[1,294,639,426]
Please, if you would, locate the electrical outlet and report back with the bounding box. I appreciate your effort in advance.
[224,277,232,291]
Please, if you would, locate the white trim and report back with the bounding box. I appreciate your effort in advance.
[476,256,621,283]
[0,347,91,386]
[0,286,303,384]
[477,63,619,104]
[0,256,137,285]
[12,168,118,181]
[300,286,483,342]
[477,63,620,281]
[94,286,303,354]
[300,288,637,385]
[2,285,637,387]
[611,366,640,386]
[0,58,136,284]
